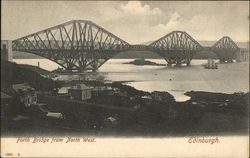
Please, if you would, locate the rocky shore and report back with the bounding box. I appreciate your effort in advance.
[123,58,165,66]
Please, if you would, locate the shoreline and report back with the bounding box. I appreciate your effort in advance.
[1,87,249,137]
[1,59,249,137]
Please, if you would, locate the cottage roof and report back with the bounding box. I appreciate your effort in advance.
[105,117,117,122]
[141,95,152,99]
[58,86,71,94]
[12,83,34,95]
[71,84,91,90]
[1,92,12,99]
[12,83,33,91]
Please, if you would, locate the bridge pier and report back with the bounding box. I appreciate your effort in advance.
[165,58,172,66]
[91,60,99,72]
[219,58,234,63]
[175,60,182,66]
[236,49,249,62]
[165,57,192,67]
[167,63,172,67]
[219,59,225,63]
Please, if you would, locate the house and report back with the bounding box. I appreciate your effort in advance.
[102,116,119,128]
[91,86,113,96]
[116,90,128,97]
[1,91,12,107]
[1,92,12,102]
[141,95,153,105]
[141,95,152,100]
[57,86,71,95]
[12,83,37,107]
[68,84,92,101]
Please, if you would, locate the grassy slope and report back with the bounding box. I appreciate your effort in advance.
[18,64,51,76]
[1,59,62,91]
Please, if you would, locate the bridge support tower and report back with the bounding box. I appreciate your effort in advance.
[211,36,240,63]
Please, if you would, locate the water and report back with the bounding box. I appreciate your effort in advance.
[13,58,249,102]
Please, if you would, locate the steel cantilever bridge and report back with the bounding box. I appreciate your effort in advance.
[12,20,240,72]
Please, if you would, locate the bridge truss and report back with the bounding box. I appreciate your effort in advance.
[12,20,130,71]
[211,36,240,63]
[149,31,203,66]
[12,20,240,71]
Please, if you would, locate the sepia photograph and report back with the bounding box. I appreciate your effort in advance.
[1,0,249,157]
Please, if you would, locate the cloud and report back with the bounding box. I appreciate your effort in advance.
[97,1,170,44]
[2,1,249,43]
[101,1,164,24]
[152,12,183,37]
[120,1,162,17]
[98,1,197,44]
[97,1,249,43]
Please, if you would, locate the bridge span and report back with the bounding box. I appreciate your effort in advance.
[12,20,240,72]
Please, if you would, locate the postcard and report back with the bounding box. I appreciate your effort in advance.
[1,0,249,157]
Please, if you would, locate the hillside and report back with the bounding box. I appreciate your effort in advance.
[13,51,42,59]
[1,59,62,91]
[18,64,52,76]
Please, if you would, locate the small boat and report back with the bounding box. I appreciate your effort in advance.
[204,59,218,69]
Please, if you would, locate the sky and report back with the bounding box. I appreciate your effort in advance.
[1,1,249,44]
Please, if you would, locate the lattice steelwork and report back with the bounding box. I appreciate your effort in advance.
[12,20,240,70]
[149,31,203,66]
[12,20,130,71]
[211,36,240,63]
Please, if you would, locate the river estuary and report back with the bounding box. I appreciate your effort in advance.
[13,58,249,102]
